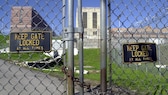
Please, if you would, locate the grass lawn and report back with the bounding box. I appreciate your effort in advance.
[74,48,100,80]
[0,52,48,62]
[0,35,9,48]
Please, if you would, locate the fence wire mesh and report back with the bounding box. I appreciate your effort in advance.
[0,0,67,95]
[108,0,168,94]
[1,0,168,95]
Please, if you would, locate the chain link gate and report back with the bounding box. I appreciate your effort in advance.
[108,0,168,94]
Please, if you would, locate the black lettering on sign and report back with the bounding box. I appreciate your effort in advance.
[123,43,157,63]
[10,32,51,52]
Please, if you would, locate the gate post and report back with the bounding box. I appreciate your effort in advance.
[78,0,84,95]
[62,0,67,95]
[67,0,75,95]
[108,0,112,88]
[100,0,107,93]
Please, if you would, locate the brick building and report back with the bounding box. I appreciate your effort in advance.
[11,6,52,32]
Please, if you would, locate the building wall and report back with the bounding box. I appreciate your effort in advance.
[11,6,52,32]
[11,6,32,32]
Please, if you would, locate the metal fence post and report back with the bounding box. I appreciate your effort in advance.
[78,0,84,95]
[100,0,107,93]
[67,0,74,95]
[62,0,67,95]
[108,0,112,88]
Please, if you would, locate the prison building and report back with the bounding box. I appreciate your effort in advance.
[11,6,52,32]
[76,7,100,39]
[75,7,101,48]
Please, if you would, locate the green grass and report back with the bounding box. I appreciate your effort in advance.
[74,48,100,81]
[112,63,167,94]
[75,48,100,68]
[0,35,9,48]
[0,52,48,62]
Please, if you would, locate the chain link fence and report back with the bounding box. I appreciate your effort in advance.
[108,0,168,94]
[1,0,168,95]
[0,0,67,95]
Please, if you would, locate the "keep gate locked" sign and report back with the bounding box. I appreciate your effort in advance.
[123,43,157,63]
[10,31,51,52]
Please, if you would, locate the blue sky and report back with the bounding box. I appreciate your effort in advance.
[111,0,168,28]
[0,0,168,35]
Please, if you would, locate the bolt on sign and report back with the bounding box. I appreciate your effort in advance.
[10,31,51,52]
[123,43,157,63]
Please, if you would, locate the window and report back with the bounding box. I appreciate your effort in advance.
[93,31,97,35]
[83,12,87,28]
[93,12,97,28]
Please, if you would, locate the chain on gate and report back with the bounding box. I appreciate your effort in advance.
[61,66,91,90]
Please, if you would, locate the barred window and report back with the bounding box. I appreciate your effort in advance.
[93,12,97,28]
[83,12,87,28]
[93,31,97,35]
